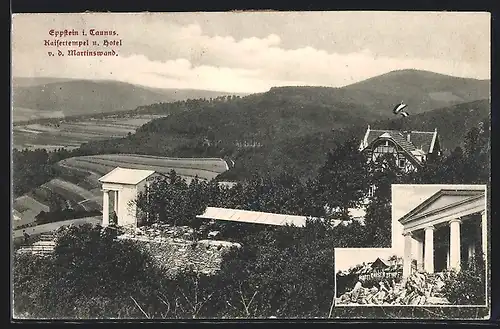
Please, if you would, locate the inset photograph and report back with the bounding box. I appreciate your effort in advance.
[335,184,487,306]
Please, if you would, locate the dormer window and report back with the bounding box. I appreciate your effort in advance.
[398,158,406,168]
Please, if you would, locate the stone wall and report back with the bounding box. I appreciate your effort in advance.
[117,223,241,278]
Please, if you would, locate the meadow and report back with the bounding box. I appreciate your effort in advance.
[12,114,165,151]
[13,154,230,227]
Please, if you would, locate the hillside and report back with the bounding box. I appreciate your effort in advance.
[77,70,488,153]
[220,99,490,181]
[78,98,489,182]
[78,95,376,158]
[267,70,489,118]
[129,70,488,144]
[12,78,246,122]
[13,154,230,225]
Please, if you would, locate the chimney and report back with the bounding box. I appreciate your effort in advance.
[407,132,411,142]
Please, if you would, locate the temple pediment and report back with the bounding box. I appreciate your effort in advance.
[399,189,486,229]
[415,195,475,218]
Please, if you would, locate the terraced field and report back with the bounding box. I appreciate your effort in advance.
[13,154,230,225]
[59,154,229,181]
[12,114,166,150]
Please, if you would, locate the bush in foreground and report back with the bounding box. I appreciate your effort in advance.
[442,253,486,305]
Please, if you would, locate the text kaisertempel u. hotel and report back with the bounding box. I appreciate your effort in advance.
[44,39,123,47]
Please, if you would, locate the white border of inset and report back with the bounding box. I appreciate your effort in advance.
[334,184,489,309]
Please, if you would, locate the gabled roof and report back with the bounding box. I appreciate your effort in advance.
[361,126,438,154]
[371,257,390,268]
[359,126,439,166]
[398,188,486,225]
[98,167,156,185]
[196,207,308,227]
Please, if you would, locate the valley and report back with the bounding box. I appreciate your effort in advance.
[13,154,230,229]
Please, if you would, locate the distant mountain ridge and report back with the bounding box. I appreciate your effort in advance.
[266,69,489,117]
[12,77,248,121]
[13,69,489,121]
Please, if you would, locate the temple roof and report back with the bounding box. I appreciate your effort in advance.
[398,188,486,225]
[98,167,156,185]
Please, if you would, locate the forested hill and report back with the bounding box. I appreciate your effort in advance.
[85,70,488,146]
[362,99,490,151]
[265,70,489,118]
[78,98,490,181]
[218,99,490,181]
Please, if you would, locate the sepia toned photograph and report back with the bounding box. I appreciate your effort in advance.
[335,184,488,307]
[11,11,490,320]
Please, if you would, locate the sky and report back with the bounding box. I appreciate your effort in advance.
[11,12,490,93]
[335,184,487,272]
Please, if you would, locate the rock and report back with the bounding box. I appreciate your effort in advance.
[427,296,450,305]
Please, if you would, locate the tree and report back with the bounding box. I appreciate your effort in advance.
[13,224,168,319]
[315,137,371,219]
[363,153,404,247]
[211,220,337,318]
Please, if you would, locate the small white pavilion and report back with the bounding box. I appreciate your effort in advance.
[98,167,157,228]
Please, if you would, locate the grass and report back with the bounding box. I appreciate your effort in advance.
[13,195,50,214]
[14,153,229,224]
[87,154,228,173]
[61,154,229,181]
[13,114,162,151]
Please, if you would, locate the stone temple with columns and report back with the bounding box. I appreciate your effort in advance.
[397,186,487,278]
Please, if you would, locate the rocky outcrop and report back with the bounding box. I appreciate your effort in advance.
[336,272,450,306]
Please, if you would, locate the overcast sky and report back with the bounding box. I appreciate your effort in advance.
[12,12,490,93]
[335,184,487,272]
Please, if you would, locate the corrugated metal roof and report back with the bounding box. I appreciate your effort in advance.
[98,167,156,185]
[196,207,308,227]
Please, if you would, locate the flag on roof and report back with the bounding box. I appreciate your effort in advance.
[393,102,409,117]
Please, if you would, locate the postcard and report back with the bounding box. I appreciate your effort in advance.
[11,11,491,320]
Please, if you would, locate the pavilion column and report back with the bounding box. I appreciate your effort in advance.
[403,232,413,278]
[481,211,487,260]
[102,190,110,227]
[424,226,435,273]
[449,219,461,271]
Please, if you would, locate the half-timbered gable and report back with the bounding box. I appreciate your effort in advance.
[359,126,441,172]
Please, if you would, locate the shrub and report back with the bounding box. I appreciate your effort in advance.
[442,253,486,305]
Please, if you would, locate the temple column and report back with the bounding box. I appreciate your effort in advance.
[446,247,450,269]
[416,237,424,272]
[102,190,110,227]
[424,226,435,273]
[113,190,119,218]
[481,211,487,259]
[403,232,413,278]
[449,219,461,271]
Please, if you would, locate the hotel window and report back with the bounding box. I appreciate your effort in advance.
[368,184,376,198]
[372,140,396,159]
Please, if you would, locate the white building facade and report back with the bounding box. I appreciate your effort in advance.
[99,167,157,228]
[398,188,487,278]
